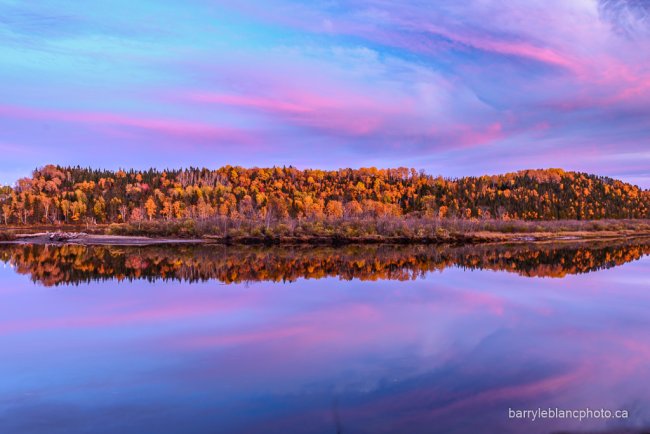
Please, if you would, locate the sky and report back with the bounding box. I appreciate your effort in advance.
[0,0,649,187]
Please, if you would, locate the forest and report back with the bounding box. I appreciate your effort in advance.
[1,165,649,236]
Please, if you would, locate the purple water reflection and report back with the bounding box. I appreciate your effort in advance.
[0,254,649,433]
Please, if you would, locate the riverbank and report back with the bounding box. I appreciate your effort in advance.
[3,228,650,246]
[2,218,650,245]
[4,232,202,246]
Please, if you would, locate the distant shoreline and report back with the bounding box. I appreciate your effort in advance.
[3,229,650,246]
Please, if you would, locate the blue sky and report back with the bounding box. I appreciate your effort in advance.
[1,0,649,186]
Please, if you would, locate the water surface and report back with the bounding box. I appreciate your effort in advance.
[1,240,649,433]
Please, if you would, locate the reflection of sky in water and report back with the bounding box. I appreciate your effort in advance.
[1,258,649,433]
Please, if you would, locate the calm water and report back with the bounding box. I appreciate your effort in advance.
[0,241,649,434]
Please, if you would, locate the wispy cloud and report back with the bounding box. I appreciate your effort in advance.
[0,104,253,143]
[1,0,649,186]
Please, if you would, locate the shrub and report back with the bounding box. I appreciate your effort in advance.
[0,231,16,241]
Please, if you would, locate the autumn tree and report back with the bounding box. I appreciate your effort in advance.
[93,197,107,223]
[1,165,648,227]
[325,200,344,219]
[2,204,11,225]
[144,197,157,221]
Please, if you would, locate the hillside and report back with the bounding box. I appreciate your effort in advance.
[1,165,648,226]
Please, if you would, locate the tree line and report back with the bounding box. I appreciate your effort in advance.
[1,165,648,226]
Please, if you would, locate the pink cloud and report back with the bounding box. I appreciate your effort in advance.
[0,104,253,144]
[188,89,399,136]
[413,23,581,73]
[448,122,505,149]
[185,81,516,148]
[228,3,581,72]
[191,93,314,115]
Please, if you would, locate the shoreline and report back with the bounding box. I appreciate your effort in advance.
[3,230,650,246]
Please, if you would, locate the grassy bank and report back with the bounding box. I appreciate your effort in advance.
[3,218,650,245]
[104,217,650,238]
[105,217,650,245]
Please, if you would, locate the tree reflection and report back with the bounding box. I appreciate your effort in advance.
[1,239,649,286]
